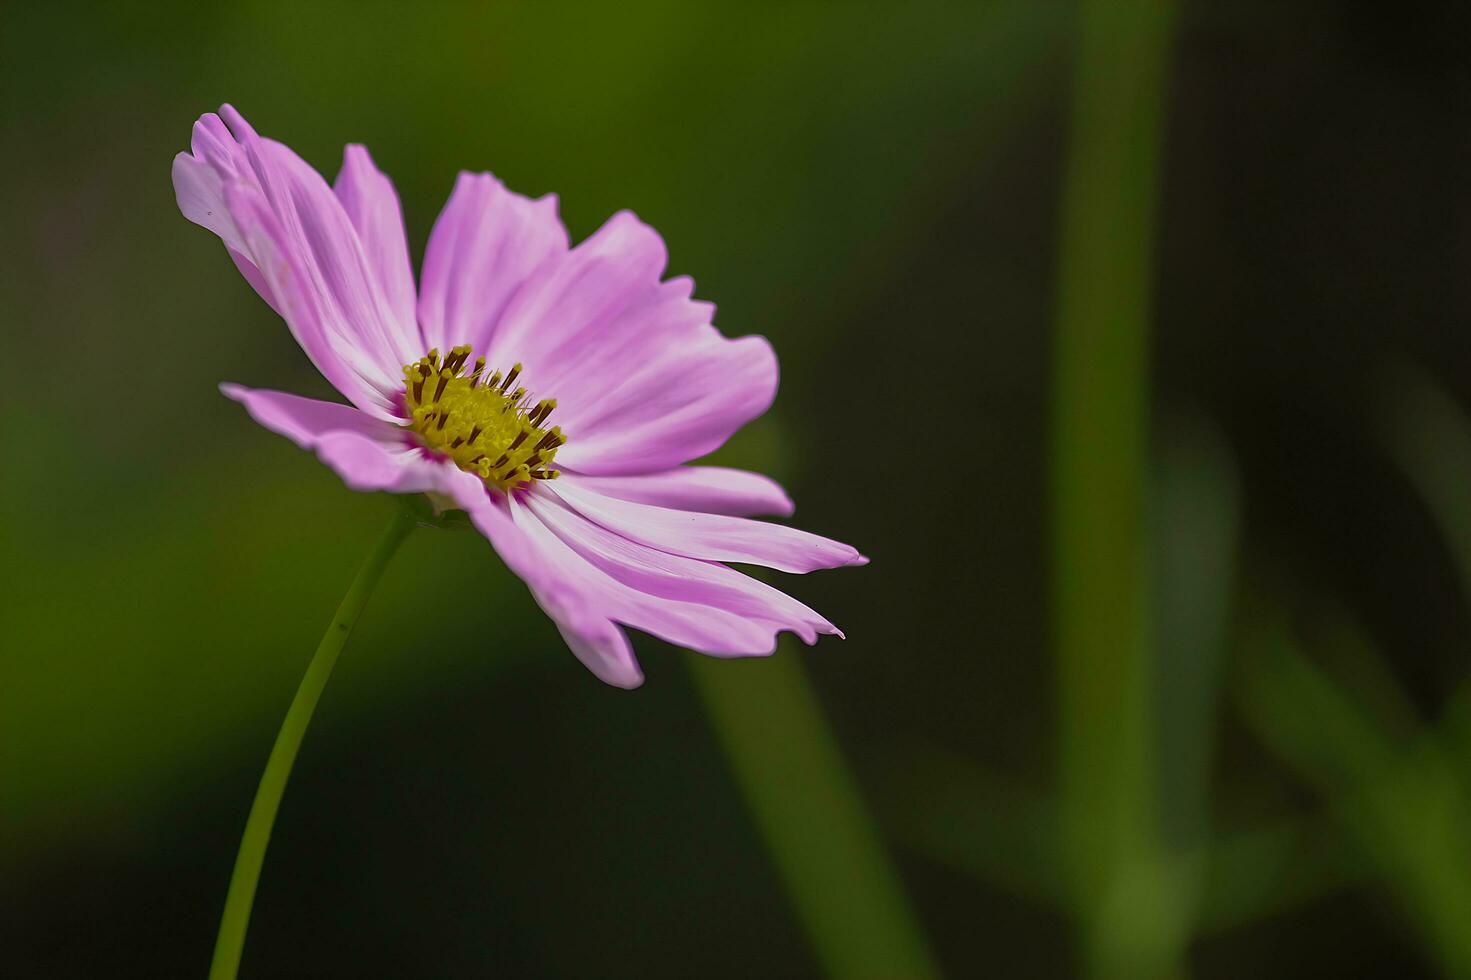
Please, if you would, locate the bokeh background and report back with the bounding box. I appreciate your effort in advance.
[6,1,1471,976]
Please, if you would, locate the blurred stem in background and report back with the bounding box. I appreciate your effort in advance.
[688,649,938,980]
[209,504,417,980]
[1050,0,1177,977]
[1146,420,1239,946]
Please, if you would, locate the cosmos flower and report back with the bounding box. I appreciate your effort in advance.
[173,105,863,688]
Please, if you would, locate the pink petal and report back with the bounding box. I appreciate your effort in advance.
[222,181,398,420]
[174,113,252,256]
[220,382,390,446]
[417,172,568,356]
[221,383,481,498]
[551,329,777,476]
[525,491,840,647]
[506,495,777,656]
[551,478,865,574]
[227,247,284,317]
[551,617,642,690]
[478,210,778,474]
[237,134,420,389]
[464,494,644,688]
[175,106,421,419]
[568,467,794,518]
[479,210,666,374]
[334,145,419,342]
[174,113,280,314]
[464,491,797,686]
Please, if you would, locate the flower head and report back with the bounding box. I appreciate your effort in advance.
[173,105,863,687]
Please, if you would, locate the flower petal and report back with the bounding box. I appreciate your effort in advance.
[567,467,794,518]
[480,210,778,474]
[465,488,799,686]
[175,106,420,419]
[508,495,777,654]
[220,383,478,497]
[417,172,568,357]
[551,477,865,573]
[220,382,391,446]
[237,134,421,391]
[333,145,419,343]
[551,329,777,476]
[222,180,398,419]
[525,491,840,647]
[463,494,644,688]
[173,112,280,314]
[552,617,642,690]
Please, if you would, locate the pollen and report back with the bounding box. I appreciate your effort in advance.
[402,345,565,492]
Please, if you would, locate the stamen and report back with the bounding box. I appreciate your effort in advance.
[499,363,522,394]
[401,347,565,493]
[403,347,561,491]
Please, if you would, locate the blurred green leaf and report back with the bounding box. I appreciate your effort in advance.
[875,742,1365,938]
[1375,361,1471,603]
[1374,361,1471,767]
[1238,609,1471,978]
[1195,817,1364,937]
[878,742,1061,907]
[689,649,939,980]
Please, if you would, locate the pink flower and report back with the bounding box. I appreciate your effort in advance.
[173,105,864,688]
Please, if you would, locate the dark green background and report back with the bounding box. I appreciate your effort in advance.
[4,1,1471,976]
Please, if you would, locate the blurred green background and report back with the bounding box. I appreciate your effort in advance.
[6,0,1471,976]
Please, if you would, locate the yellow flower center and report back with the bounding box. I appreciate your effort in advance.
[402,345,564,492]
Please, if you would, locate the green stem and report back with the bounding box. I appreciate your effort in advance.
[209,504,416,980]
[1051,0,1175,976]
